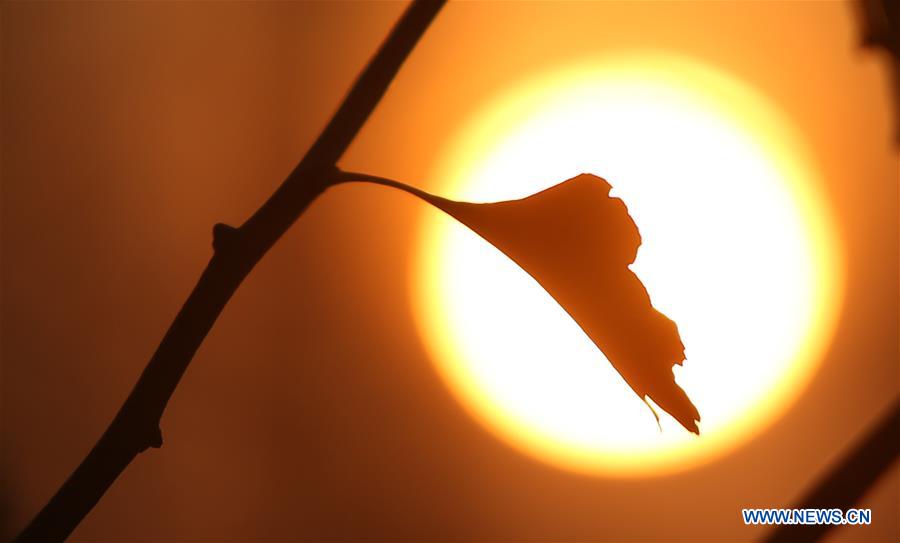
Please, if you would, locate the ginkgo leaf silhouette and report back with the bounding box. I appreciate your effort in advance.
[339,171,701,434]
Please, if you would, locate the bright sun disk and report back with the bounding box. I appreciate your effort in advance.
[411,54,843,477]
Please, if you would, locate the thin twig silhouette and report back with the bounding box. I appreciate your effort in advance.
[15,1,445,540]
[765,399,900,543]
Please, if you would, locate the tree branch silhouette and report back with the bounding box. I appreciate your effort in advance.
[15,1,445,541]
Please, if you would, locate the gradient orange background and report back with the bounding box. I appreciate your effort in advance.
[2,2,897,541]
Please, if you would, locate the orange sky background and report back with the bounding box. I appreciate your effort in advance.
[2,2,897,541]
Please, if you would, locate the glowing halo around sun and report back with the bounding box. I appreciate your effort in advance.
[410,54,843,477]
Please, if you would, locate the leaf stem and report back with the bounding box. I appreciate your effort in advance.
[333,169,449,207]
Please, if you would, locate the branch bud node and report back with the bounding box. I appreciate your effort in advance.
[148,427,163,449]
[212,223,241,252]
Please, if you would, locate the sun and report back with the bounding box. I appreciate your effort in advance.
[410,54,843,477]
